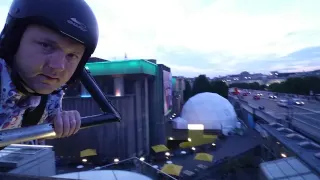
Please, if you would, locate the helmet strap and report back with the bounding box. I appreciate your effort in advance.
[10,64,44,96]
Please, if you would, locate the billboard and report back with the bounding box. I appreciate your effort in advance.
[163,70,172,115]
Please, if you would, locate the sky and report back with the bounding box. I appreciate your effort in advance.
[1,0,320,77]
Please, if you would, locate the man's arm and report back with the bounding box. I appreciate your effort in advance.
[41,90,81,139]
[35,90,64,144]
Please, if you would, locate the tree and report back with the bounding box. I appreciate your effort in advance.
[192,75,211,96]
[268,76,320,95]
[230,82,268,91]
[268,82,285,93]
[183,80,192,102]
[249,82,261,90]
[210,80,229,98]
[260,84,267,90]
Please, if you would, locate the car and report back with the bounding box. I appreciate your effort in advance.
[257,93,263,96]
[269,95,277,99]
[253,95,260,100]
[242,93,248,96]
[277,99,288,107]
[292,98,304,106]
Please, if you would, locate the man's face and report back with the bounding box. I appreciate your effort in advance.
[14,24,85,94]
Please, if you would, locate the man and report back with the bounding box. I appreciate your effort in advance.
[0,0,99,142]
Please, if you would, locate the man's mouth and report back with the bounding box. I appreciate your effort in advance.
[41,74,59,81]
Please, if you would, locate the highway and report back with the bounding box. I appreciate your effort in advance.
[250,90,320,111]
[245,92,320,121]
[238,91,320,141]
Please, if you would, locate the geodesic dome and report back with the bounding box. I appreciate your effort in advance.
[180,92,237,131]
[172,117,188,129]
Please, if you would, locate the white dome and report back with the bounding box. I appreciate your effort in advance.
[180,92,237,132]
[52,170,152,180]
[172,117,188,129]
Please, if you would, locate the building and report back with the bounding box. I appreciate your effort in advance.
[48,59,176,163]
[88,57,110,63]
[172,76,186,114]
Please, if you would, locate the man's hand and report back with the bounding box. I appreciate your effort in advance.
[53,110,81,138]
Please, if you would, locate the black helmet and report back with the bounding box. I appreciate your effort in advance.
[0,0,99,95]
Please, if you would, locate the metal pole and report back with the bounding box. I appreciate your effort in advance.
[0,114,115,147]
[0,68,122,147]
[80,68,121,118]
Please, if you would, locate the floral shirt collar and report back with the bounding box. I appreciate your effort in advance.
[0,59,63,130]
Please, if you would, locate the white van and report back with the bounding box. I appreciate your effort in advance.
[277,99,288,107]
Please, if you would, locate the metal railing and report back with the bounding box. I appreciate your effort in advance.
[88,157,178,180]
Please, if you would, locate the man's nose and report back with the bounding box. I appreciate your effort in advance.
[47,51,66,70]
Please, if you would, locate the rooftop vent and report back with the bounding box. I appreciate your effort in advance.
[269,122,283,128]
[314,152,320,159]
[298,141,320,150]
[260,130,269,138]
[276,127,294,134]
[286,133,306,141]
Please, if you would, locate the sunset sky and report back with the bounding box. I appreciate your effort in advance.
[1,0,320,77]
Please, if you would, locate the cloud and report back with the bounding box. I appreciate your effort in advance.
[0,1,10,27]
[86,0,320,77]
[0,0,320,77]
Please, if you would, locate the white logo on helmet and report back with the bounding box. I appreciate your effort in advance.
[67,18,87,32]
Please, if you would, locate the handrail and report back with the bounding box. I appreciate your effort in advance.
[0,113,117,147]
[0,68,122,147]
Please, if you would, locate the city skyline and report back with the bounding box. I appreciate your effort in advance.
[1,0,320,77]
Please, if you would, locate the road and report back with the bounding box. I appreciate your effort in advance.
[238,92,320,141]
[243,93,320,121]
[250,90,320,111]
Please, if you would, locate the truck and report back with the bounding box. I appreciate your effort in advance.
[229,87,240,95]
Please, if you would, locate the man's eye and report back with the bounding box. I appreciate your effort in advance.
[38,42,53,51]
[39,42,48,47]
[67,53,79,61]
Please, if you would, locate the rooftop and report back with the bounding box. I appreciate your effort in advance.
[2,122,320,179]
[85,59,157,76]
[159,126,263,179]
[52,124,263,179]
[261,123,320,175]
